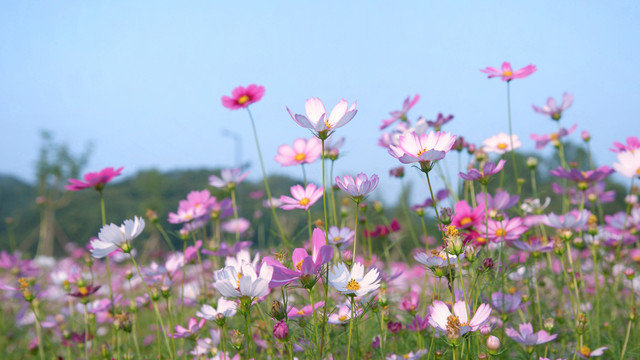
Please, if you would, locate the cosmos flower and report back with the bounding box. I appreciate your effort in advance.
[476,190,519,212]
[169,317,206,339]
[221,84,265,110]
[543,210,590,230]
[412,189,450,213]
[327,226,355,248]
[549,165,613,185]
[196,298,238,320]
[385,350,428,360]
[530,124,578,149]
[262,228,333,288]
[480,61,536,82]
[279,183,323,211]
[335,173,379,202]
[221,218,250,235]
[578,346,608,358]
[488,217,528,242]
[168,190,217,224]
[451,200,485,230]
[490,291,522,313]
[505,323,557,346]
[65,167,123,191]
[532,93,574,121]
[380,94,420,129]
[287,301,325,318]
[388,130,457,172]
[212,262,273,299]
[209,168,250,189]
[329,262,381,297]
[327,303,361,324]
[429,300,491,340]
[459,160,506,184]
[612,150,640,178]
[610,136,640,153]
[287,98,357,138]
[426,113,454,131]
[483,133,521,154]
[274,137,322,167]
[90,216,145,258]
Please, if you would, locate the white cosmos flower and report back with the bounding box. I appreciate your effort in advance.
[90,216,145,258]
[329,262,380,297]
[213,262,273,299]
[196,298,238,320]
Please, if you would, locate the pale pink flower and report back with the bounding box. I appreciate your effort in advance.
[209,168,249,189]
[613,150,640,178]
[483,132,521,154]
[221,218,250,235]
[379,94,420,129]
[532,93,574,121]
[279,183,323,211]
[610,136,640,153]
[480,61,536,82]
[388,130,456,172]
[429,300,491,337]
[274,137,322,166]
[287,98,357,137]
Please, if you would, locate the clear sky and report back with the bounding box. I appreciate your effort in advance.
[2,1,640,204]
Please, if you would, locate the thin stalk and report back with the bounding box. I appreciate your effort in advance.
[191,231,208,293]
[400,178,421,248]
[307,210,313,244]
[31,302,46,360]
[230,188,240,242]
[421,216,429,253]
[246,107,287,244]
[352,202,361,257]
[506,81,520,196]
[154,221,176,252]
[309,289,320,349]
[346,297,355,360]
[330,160,338,226]
[83,304,90,360]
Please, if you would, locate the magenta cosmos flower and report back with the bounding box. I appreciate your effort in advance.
[279,183,323,211]
[549,165,613,186]
[274,137,322,167]
[610,136,640,153]
[335,173,379,202]
[221,84,265,110]
[66,167,123,191]
[286,98,357,138]
[530,123,578,149]
[480,61,536,82]
[505,323,557,346]
[379,94,420,129]
[388,130,456,172]
[532,92,574,121]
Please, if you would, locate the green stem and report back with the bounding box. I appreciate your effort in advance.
[230,188,240,242]
[506,81,520,196]
[330,160,338,226]
[246,107,287,245]
[83,304,90,360]
[309,289,320,349]
[346,297,355,360]
[31,302,46,360]
[352,202,360,258]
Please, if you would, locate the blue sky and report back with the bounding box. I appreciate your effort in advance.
[2,1,639,203]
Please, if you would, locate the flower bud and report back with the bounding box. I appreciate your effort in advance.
[343,250,353,266]
[273,321,289,341]
[125,270,133,281]
[465,245,478,263]
[231,329,244,351]
[483,258,494,270]
[146,209,158,223]
[544,318,554,332]
[389,167,404,178]
[576,312,588,334]
[314,219,325,229]
[387,321,402,334]
[624,268,635,279]
[526,157,539,170]
[581,130,591,142]
[487,335,500,355]
[479,324,491,335]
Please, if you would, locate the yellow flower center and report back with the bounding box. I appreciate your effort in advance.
[508,286,517,295]
[237,95,250,105]
[236,273,243,289]
[497,143,508,150]
[416,148,427,156]
[503,70,512,77]
[551,133,559,140]
[294,153,306,161]
[446,225,459,237]
[333,236,342,243]
[476,237,487,245]
[460,217,472,226]
[299,198,310,206]
[636,167,640,175]
[580,345,591,357]
[78,286,88,296]
[403,354,411,359]
[295,259,304,271]
[324,120,332,129]
[297,309,305,315]
[338,315,348,321]
[495,228,507,237]
[346,279,361,291]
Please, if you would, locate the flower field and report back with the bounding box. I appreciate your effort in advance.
[3,63,640,360]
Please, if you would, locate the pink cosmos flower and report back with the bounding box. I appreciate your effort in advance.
[335,173,379,202]
[426,113,454,131]
[379,94,420,129]
[388,130,456,172]
[221,84,265,110]
[287,301,325,318]
[549,165,613,184]
[451,200,485,230]
[65,167,123,191]
[459,160,506,184]
[488,217,528,243]
[480,61,536,82]
[429,300,491,338]
[505,323,557,346]
[532,93,574,121]
[287,98,357,138]
[530,124,578,149]
[279,183,323,211]
[209,168,249,189]
[613,150,640,178]
[483,132,521,154]
[610,136,640,153]
[168,190,217,224]
[169,317,206,338]
[274,137,322,167]
[578,346,608,358]
[221,218,250,235]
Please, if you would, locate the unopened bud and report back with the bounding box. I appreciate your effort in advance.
[343,250,353,265]
[526,157,539,169]
[544,318,554,332]
[273,320,289,341]
[231,329,244,351]
[271,301,286,321]
[487,335,500,354]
